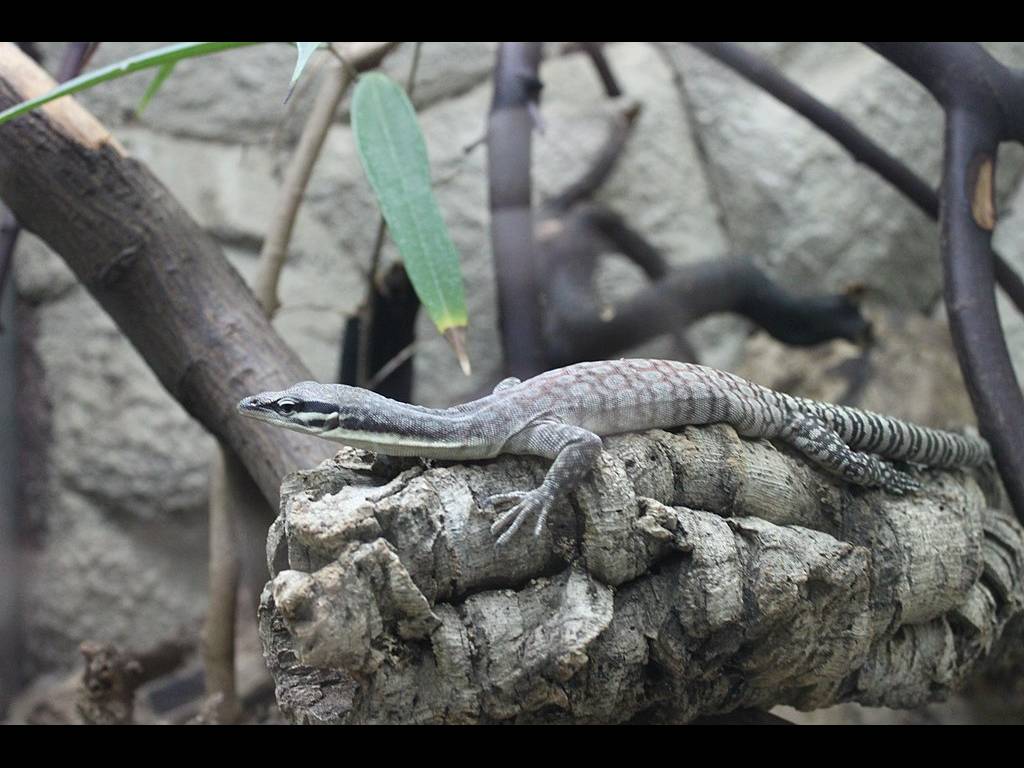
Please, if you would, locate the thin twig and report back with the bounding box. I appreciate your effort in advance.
[0,208,17,334]
[365,341,418,391]
[580,42,623,98]
[254,42,399,316]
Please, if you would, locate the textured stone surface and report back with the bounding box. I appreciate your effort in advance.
[11,42,1024,700]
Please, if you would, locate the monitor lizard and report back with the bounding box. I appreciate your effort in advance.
[238,359,991,546]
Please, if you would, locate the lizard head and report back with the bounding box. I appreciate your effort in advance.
[237,381,345,437]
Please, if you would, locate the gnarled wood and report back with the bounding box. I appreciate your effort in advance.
[259,425,1023,724]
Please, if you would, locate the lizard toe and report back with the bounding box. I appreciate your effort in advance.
[491,490,549,545]
[883,470,921,496]
[493,504,533,545]
[484,491,529,511]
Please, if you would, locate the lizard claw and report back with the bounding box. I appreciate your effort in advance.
[483,491,530,509]
[882,469,921,496]
[487,489,553,546]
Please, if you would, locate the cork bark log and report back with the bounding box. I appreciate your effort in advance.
[0,44,328,505]
[259,423,1024,724]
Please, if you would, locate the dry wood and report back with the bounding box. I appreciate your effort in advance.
[259,424,1023,723]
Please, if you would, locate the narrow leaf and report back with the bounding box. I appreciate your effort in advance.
[352,73,470,365]
[0,41,264,126]
[286,42,325,102]
[137,61,176,115]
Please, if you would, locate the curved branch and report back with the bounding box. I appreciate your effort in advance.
[258,428,1022,723]
[542,206,868,367]
[688,41,939,216]
[684,41,1024,318]
[865,43,1024,139]
[548,253,868,366]
[0,42,97,331]
[543,102,641,216]
[865,42,1024,522]
[940,108,1024,522]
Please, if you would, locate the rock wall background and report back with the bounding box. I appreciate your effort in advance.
[10,42,1024,719]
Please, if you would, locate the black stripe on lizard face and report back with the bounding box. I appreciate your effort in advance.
[338,412,393,433]
[296,400,338,415]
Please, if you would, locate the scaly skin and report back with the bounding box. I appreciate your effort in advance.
[239,359,992,546]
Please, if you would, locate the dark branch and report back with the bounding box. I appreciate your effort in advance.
[867,42,1024,521]
[688,42,939,216]
[939,107,1024,520]
[546,234,868,367]
[580,42,623,98]
[575,205,668,279]
[543,102,641,215]
[535,67,868,370]
[684,41,1024,317]
[866,43,1024,139]
[488,42,548,378]
[55,42,98,84]
[0,43,98,333]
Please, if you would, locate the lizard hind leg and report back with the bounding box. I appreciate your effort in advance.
[780,413,921,495]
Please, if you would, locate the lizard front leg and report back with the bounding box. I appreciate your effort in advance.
[487,420,603,546]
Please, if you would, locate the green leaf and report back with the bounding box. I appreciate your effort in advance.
[0,41,264,126]
[287,42,325,102]
[352,73,470,372]
[137,61,176,115]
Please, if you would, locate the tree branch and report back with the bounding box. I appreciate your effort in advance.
[0,42,97,332]
[488,42,547,378]
[940,108,1024,522]
[866,42,1024,523]
[543,101,641,215]
[254,41,398,316]
[684,41,1024,318]
[0,43,328,506]
[579,42,623,98]
[258,427,1021,723]
[543,216,868,366]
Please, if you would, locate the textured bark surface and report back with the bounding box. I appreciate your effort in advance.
[258,424,1023,724]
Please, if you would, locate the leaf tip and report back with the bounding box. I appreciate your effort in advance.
[444,327,472,377]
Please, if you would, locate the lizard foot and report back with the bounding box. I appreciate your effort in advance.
[880,468,921,496]
[486,489,554,546]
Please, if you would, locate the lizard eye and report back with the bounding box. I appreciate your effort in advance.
[276,398,301,415]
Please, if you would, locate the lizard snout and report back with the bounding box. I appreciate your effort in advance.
[237,396,259,414]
